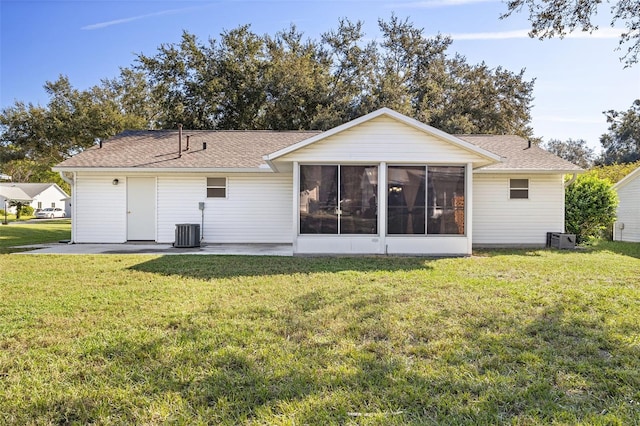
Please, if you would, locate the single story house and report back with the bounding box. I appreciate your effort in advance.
[0,185,32,213]
[612,166,640,242]
[53,108,581,255]
[0,183,71,216]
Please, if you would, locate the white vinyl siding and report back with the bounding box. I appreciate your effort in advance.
[614,175,640,242]
[156,176,203,243]
[156,173,292,244]
[75,173,127,243]
[473,174,565,246]
[30,186,70,217]
[279,116,485,164]
[203,174,292,243]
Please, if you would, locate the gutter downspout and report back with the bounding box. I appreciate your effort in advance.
[58,171,76,243]
[564,173,578,187]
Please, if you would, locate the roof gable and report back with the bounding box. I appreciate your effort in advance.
[264,108,502,165]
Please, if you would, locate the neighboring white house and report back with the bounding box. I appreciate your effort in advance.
[0,183,71,216]
[53,108,581,255]
[613,167,640,242]
[0,185,32,214]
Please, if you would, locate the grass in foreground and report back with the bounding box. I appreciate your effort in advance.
[0,243,639,424]
[0,219,71,253]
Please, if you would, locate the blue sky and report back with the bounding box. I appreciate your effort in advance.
[1,0,639,153]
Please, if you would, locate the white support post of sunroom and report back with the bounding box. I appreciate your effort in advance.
[465,162,473,255]
[378,162,387,254]
[292,161,299,253]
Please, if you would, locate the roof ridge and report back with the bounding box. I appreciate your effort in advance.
[119,129,323,134]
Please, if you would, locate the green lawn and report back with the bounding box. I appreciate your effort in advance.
[0,226,638,424]
[0,219,71,253]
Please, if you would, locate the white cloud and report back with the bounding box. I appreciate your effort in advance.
[81,5,212,30]
[447,27,625,41]
[392,0,498,8]
[449,30,530,40]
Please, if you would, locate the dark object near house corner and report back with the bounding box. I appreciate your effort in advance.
[174,224,200,248]
[546,232,576,249]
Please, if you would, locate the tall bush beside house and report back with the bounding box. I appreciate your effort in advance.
[565,175,618,243]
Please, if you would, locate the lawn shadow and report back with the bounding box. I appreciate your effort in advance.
[129,255,435,280]
[588,240,640,259]
[11,279,639,424]
[474,241,640,260]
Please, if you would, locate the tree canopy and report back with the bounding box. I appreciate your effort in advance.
[598,99,640,165]
[1,16,537,186]
[544,138,594,168]
[502,0,640,66]
[132,17,536,135]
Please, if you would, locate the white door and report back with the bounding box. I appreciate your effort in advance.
[127,177,156,240]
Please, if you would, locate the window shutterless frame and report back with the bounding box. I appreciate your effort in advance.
[206,177,227,198]
[509,179,529,199]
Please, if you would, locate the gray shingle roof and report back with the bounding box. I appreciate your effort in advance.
[1,183,57,197]
[56,130,322,169]
[0,184,33,201]
[55,129,581,173]
[457,135,582,172]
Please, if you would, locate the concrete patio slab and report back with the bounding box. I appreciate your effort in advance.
[14,242,294,256]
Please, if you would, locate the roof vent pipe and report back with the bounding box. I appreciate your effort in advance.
[186,135,190,151]
[178,124,183,158]
[99,140,102,149]
[527,139,532,149]
[203,142,207,150]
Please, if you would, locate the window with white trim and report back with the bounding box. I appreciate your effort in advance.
[207,177,227,198]
[510,179,529,199]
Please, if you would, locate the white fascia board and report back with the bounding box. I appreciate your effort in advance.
[263,107,503,164]
[613,166,640,190]
[52,166,275,174]
[473,168,584,174]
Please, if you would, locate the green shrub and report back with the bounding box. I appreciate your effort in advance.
[565,175,618,243]
[20,205,34,216]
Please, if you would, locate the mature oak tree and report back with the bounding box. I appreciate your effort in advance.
[1,16,537,188]
[132,16,536,137]
[544,138,594,168]
[598,99,640,164]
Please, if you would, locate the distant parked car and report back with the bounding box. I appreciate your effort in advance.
[35,207,66,219]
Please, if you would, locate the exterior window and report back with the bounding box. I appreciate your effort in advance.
[37,202,42,209]
[299,165,377,234]
[510,179,529,199]
[51,202,56,208]
[207,177,227,198]
[387,165,465,235]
